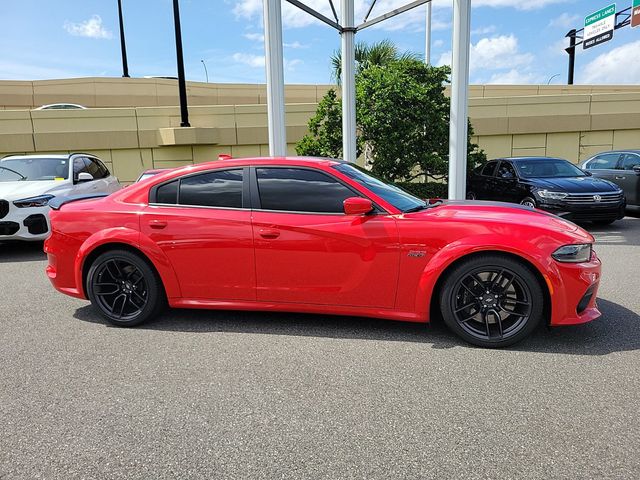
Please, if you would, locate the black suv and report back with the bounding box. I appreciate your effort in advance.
[467,157,625,225]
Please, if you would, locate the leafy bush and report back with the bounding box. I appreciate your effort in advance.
[395,182,448,200]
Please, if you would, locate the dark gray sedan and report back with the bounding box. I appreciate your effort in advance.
[580,150,640,214]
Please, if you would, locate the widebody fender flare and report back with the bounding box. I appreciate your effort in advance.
[415,236,563,322]
[74,227,182,299]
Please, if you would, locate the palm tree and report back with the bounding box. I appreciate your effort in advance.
[330,39,421,83]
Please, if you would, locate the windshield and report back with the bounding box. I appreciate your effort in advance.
[514,158,587,179]
[0,158,69,182]
[333,163,426,212]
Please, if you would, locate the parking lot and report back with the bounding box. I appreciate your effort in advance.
[0,217,638,479]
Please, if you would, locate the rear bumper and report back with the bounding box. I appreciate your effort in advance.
[44,230,86,299]
[549,251,602,326]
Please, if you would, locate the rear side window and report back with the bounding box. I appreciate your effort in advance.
[481,161,498,176]
[179,169,243,208]
[84,158,109,179]
[256,168,354,213]
[587,154,620,170]
[155,180,178,204]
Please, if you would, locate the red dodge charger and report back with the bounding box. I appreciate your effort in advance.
[44,157,602,347]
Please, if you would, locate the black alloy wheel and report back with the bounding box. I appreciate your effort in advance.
[439,254,544,347]
[87,250,165,327]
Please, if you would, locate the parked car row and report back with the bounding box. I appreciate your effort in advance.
[467,152,639,225]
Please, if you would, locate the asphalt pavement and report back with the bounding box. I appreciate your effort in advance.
[0,217,639,479]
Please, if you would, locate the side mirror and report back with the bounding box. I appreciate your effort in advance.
[343,197,373,215]
[76,172,94,183]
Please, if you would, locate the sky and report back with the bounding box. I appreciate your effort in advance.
[1,0,639,85]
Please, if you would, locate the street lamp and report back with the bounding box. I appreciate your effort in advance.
[201,59,209,83]
[117,0,130,77]
[547,73,561,85]
[172,0,190,127]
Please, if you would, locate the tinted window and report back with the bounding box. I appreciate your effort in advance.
[587,154,620,170]
[515,158,586,178]
[179,169,243,208]
[73,158,90,178]
[83,158,109,179]
[621,154,640,170]
[497,161,516,179]
[257,168,354,213]
[155,180,178,204]
[481,161,498,176]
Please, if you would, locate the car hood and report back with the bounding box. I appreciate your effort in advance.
[413,200,592,241]
[523,176,619,193]
[0,180,71,201]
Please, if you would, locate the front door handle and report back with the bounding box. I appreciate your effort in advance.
[259,228,280,239]
[615,176,626,180]
[149,220,167,229]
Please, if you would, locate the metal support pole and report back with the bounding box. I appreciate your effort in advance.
[263,0,287,156]
[341,0,357,163]
[117,0,129,77]
[425,1,432,65]
[567,29,576,85]
[172,0,190,127]
[448,0,471,200]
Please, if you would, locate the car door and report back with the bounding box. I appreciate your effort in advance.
[251,166,400,308]
[493,161,521,203]
[140,167,255,301]
[85,156,120,193]
[619,153,640,206]
[583,153,622,185]
[473,161,499,200]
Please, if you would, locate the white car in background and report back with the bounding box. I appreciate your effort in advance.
[0,154,120,241]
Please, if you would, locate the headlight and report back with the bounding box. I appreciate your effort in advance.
[535,190,568,200]
[13,194,54,208]
[552,244,592,263]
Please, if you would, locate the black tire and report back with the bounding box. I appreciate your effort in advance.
[466,191,477,200]
[86,249,166,327]
[520,197,536,208]
[592,219,615,226]
[439,254,544,348]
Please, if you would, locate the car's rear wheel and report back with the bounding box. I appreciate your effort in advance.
[439,254,544,348]
[520,197,536,208]
[86,249,165,327]
[466,191,477,200]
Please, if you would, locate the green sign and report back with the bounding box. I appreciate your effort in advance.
[584,4,616,50]
[632,0,640,28]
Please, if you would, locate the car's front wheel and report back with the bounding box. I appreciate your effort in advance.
[520,197,536,208]
[439,254,544,348]
[86,249,165,327]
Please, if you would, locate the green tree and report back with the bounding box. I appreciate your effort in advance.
[296,42,486,189]
[330,39,420,83]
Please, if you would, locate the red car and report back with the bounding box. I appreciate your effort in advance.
[44,157,602,348]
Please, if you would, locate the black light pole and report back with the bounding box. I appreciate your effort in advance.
[172,0,190,127]
[117,0,130,77]
[566,29,576,85]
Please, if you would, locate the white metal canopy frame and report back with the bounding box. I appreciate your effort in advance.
[262,0,471,200]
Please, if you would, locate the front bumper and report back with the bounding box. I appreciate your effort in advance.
[0,202,50,241]
[549,250,602,326]
[537,199,625,222]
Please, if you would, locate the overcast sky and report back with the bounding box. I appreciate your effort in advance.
[1,0,639,85]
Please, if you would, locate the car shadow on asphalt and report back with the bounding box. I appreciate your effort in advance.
[0,241,46,263]
[73,297,638,355]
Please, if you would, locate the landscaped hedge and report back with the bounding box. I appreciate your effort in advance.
[394,182,448,200]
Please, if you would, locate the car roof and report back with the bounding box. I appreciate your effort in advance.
[191,156,344,169]
[2,154,70,161]
[501,157,567,162]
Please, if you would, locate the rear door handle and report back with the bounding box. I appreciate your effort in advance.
[149,220,167,229]
[259,228,280,239]
[615,176,626,180]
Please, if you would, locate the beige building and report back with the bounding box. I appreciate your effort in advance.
[1,77,639,182]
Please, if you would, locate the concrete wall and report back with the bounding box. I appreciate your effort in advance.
[1,78,639,183]
[2,77,639,110]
